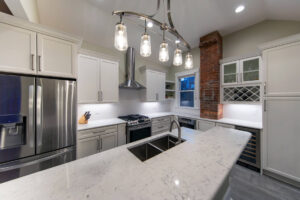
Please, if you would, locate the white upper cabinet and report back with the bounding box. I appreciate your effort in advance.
[78,55,100,103]
[141,69,166,102]
[222,61,239,85]
[0,23,36,74]
[99,59,119,102]
[77,54,119,103]
[221,56,262,86]
[0,14,81,78]
[37,34,76,78]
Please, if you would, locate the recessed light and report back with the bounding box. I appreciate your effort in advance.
[235,5,245,13]
[147,21,153,28]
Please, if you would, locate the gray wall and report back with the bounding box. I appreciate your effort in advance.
[223,20,300,58]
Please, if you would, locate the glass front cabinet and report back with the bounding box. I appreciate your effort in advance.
[221,56,261,86]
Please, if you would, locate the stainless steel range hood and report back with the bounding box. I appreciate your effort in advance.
[119,47,145,89]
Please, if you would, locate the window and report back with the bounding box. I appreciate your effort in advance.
[179,76,195,107]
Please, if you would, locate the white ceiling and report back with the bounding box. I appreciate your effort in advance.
[36,0,300,66]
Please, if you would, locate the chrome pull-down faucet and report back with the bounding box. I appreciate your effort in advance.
[169,120,182,145]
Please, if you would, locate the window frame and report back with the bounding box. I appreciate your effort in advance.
[175,68,200,109]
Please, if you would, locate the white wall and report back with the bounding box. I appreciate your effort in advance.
[78,89,171,121]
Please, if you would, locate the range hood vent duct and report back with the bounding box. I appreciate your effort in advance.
[119,47,145,89]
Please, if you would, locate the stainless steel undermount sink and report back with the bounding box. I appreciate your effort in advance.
[128,134,185,162]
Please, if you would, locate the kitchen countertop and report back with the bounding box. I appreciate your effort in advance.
[77,118,126,131]
[0,127,251,200]
[146,112,263,129]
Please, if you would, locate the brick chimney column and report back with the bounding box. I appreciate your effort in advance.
[199,31,223,120]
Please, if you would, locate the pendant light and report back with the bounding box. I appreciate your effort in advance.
[140,20,151,57]
[114,14,128,51]
[159,29,169,62]
[185,52,193,69]
[173,40,182,66]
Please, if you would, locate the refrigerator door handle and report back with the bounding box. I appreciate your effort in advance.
[28,85,35,148]
[36,85,43,147]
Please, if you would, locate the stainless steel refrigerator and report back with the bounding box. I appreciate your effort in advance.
[0,74,76,183]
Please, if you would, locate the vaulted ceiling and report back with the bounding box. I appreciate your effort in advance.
[36,0,300,66]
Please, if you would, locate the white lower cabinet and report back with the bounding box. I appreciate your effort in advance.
[77,125,119,159]
[100,132,117,152]
[215,123,235,129]
[152,116,172,135]
[77,136,99,159]
[197,120,216,131]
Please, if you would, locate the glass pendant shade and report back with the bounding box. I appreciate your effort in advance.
[173,48,183,66]
[114,23,128,51]
[159,42,169,62]
[185,53,193,69]
[140,33,151,57]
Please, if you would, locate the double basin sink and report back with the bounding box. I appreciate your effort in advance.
[128,134,185,162]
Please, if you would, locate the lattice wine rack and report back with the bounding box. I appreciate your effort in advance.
[222,85,261,103]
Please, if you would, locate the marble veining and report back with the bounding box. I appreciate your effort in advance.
[0,127,250,200]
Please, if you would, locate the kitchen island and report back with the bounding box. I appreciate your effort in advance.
[0,127,250,200]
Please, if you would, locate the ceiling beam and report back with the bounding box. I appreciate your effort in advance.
[4,0,39,23]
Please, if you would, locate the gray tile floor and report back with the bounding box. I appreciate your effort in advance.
[225,165,300,200]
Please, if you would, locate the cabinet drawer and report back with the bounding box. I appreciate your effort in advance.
[78,125,118,139]
[152,116,171,124]
[152,122,170,134]
[216,123,235,129]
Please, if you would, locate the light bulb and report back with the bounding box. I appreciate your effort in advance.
[185,53,193,69]
[147,21,153,28]
[140,33,151,57]
[173,48,182,66]
[114,23,128,51]
[159,42,169,62]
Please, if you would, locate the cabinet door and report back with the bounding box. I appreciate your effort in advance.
[77,136,99,159]
[99,59,119,102]
[146,70,157,101]
[264,98,300,182]
[222,61,239,85]
[264,42,300,97]
[0,23,36,74]
[240,57,261,84]
[78,55,100,103]
[197,120,215,132]
[117,124,126,146]
[100,132,117,152]
[37,34,76,78]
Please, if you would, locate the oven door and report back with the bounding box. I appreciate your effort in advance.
[127,123,152,143]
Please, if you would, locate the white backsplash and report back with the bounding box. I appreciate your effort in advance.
[223,104,262,123]
[78,89,171,121]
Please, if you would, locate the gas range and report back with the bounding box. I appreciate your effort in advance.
[118,114,151,126]
[118,114,152,143]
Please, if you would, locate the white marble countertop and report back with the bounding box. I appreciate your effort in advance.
[77,118,126,131]
[0,127,251,200]
[147,112,263,129]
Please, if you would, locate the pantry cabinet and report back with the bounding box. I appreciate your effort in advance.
[77,54,119,103]
[140,68,166,102]
[0,21,80,78]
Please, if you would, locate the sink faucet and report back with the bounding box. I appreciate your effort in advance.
[169,120,182,145]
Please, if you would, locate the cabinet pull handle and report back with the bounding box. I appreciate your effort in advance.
[264,100,267,112]
[98,91,100,101]
[240,73,243,83]
[100,91,103,101]
[31,54,34,70]
[98,139,101,151]
[38,55,42,71]
[264,83,266,95]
